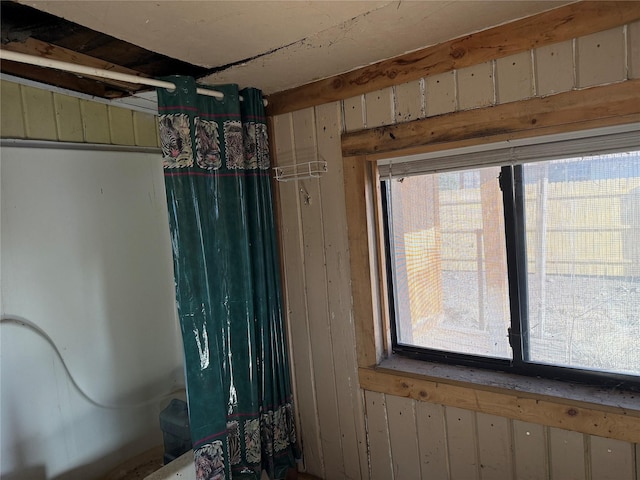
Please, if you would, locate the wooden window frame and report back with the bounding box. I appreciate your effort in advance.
[342,80,640,443]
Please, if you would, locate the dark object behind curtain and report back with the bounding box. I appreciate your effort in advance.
[157,76,298,480]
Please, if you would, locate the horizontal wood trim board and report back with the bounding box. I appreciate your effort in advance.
[266,1,640,116]
[357,114,640,164]
[359,367,640,443]
[341,79,640,158]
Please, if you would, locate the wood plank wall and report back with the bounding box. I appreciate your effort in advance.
[0,80,159,147]
[271,20,640,480]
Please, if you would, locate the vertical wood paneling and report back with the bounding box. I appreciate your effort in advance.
[53,94,83,142]
[513,421,548,480]
[22,85,57,141]
[291,107,345,480]
[446,406,480,480]
[80,100,110,144]
[343,95,365,133]
[394,80,424,124]
[496,51,534,103]
[272,113,324,477]
[133,111,159,147]
[1,81,26,138]
[589,436,635,480]
[629,21,640,79]
[365,87,394,128]
[535,40,575,96]
[476,413,513,480]
[416,401,450,479]
[108,106,135,146]
[457,62,494,111]
[314,101,368,480]
[269,17,640,480]
[386,396,420,479]
[577,27,626,88]
[425,71,456,117]
[549,428,586,480]
[365,391,394,480]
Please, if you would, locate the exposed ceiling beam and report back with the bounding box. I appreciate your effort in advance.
[266,1,640,116]
[2,37,148,92]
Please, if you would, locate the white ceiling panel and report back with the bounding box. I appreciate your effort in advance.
[20,0,571,94]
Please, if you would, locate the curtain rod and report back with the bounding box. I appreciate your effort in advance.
[0,50,266,105]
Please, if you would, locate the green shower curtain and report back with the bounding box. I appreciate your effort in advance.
[157,76,297,480]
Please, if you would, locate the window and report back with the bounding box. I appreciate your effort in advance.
[381,130,640,389]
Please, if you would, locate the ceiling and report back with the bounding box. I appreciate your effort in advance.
[1,0,571,100]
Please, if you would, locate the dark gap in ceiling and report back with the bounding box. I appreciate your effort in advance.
[0,0,210,98]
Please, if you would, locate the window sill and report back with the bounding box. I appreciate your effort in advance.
[358,355,640,443]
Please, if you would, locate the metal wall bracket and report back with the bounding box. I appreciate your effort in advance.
[273,160,327,182]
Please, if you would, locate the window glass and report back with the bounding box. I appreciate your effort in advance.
[384,147,640,383]
[524,153,640,375]
[387,166,511,358]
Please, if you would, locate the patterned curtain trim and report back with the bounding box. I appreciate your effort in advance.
[194,402,297,480]
[159,113,269,171]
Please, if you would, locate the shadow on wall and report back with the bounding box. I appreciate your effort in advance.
[0,146,185,480]
[2,437,164,480]
[0,321,185,480]
[2,441,165,480]
[1,466,47,480]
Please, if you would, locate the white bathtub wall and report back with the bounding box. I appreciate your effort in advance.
[0,81,184,480]
[272,20,640,480]
[144,451,195,480]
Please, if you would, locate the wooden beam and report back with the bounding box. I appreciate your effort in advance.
[266,1,640,116]
[2,38,148,92]
[359,367,640,443]
[0,60,121,98]
[344,156,381,368]
[341,79,640,159]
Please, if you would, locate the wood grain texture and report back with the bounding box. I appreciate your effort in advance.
[512,421,549,480]
[385,395,421,479]
[576,26,626,88]
[476,413,513,480]
[364,87,394,129]
[548,428,586,480]
[341,79,640,159]
[272,113,325,477]
[359,368,640,443]
[1,80,26,138]
[496,51,534,104]
[589,436,635,480]
[446,406,480,480]
[132,111,159,147]
[534,40,575,96]
[266,1,640,116]
[425,71,456,117]
[80,99,110,144]
[53,93,83,142]
[108,106,135,146]
[314,101,369,480]
[344,156,379,368]
[416,401,450,478]
[394,80,424,124]
[630,20,640,79]
[343,95,365,133]
[2,37,147,91]
[21,84,57,141]
[364,391,394,480]
[291,108,345,480]
[457,61,494,110]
